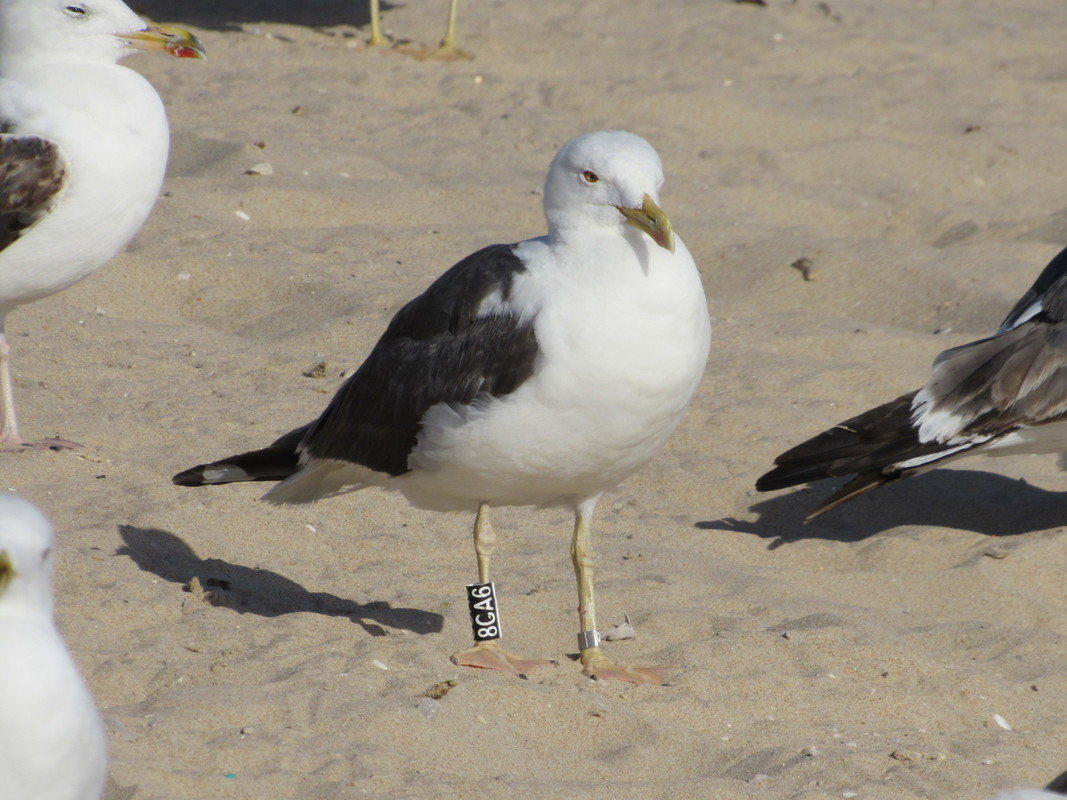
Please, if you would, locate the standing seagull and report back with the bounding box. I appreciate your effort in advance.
[0,0,204,448]
[174,131,711,684]
[0,494,107,800]
[757,244,1067,521]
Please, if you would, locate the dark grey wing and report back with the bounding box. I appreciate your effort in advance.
[0,135,66,253]
[301,243,539,475]
[172,243,539,486]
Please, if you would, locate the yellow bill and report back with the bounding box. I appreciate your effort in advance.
[120,25,206,59]
[616,193,675,253]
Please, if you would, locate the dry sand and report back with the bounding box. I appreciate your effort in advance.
[4,0,1066,797]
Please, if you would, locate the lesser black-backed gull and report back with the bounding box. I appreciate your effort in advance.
[173,130,711,684]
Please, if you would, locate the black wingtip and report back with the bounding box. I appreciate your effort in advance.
[172,466,209,486]
[755,464,827,493]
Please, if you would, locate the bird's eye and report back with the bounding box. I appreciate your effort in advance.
[64,5,87,16]
[581,170,599,184]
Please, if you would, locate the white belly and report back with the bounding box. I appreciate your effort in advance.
[0,619,107,800]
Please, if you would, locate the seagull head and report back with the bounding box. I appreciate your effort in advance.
[0,0,205,68]
[0,495,57,619]
[542,130,675,253]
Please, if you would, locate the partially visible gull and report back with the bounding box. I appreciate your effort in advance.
[989,769,1067,800]
[0,0,204,449]
[173,130,711,684]
[0,494,107,800]
[757,245,1067,520]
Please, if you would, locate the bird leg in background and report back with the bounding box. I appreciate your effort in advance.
[435,0,467,58]
[0,328,17,445]
[572,506,673,685]
[365,0,470,59]
[367,0,387,46]
[450,502,557,677]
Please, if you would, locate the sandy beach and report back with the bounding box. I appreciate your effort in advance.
[4,0,1066,797]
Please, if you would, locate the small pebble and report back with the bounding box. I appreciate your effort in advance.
[791,256,817,281]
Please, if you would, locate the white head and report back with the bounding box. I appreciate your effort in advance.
[0,494,57,619]
[542,130,675,252]
[0,0,205,70]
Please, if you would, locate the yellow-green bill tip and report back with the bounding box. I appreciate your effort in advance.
[616,193,675,253]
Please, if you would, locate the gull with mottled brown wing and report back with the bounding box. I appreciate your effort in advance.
[0,0,204,449]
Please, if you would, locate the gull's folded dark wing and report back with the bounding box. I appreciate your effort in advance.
[172,243,540,486]
[301,243,540,475]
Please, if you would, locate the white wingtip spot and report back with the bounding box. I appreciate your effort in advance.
[202,466,250,483]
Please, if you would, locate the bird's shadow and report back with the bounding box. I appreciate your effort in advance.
[116,525,443,636]
[133,0,396,32]
[698,469,1067,547]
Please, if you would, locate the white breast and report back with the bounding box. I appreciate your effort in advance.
[0,617,107,800]
[404,233,711,510]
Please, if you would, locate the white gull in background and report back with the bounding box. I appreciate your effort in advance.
[174,130,711,684]
[757,245,1067,520]
[990,770,1067,800]
[0,0,204,449]
[0,494,107,800]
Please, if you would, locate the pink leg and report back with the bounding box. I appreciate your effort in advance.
[0,328,22,445]
[0,325,80,452]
